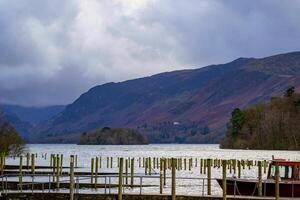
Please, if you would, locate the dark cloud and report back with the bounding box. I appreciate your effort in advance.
[0,0,300,106]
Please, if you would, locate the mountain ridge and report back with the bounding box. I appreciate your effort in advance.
[28,51,300,143]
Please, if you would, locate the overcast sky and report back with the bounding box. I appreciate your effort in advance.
[1,0,300,106]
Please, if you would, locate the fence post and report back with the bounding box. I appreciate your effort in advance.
[258,161,262,196]
[171,158,176,200]
[70,155,74,200]
[118,158,124,200]
[222,160,227,200]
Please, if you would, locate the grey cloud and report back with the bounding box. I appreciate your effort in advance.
[0,0,300,106]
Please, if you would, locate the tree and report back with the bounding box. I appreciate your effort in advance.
[0,122,25,155]
[230,108,245,137]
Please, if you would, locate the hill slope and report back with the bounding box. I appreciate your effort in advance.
[32,52,300,143]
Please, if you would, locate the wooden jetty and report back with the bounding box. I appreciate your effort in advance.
[0,153,296,200]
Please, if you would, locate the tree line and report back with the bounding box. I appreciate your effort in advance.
[221,87,300,150]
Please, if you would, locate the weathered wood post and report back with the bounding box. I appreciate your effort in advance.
[163,158,166,186]
[107,157,109,168]
[19,155,23,192]
[60,154,63,174]
[26,153,30,169]
[237,160,241,178]
[222,160,227,200]
[148,157,152,175]
[130,158,134,188]
[145,158,148,175]
[263,160,267,174]
[111,157,113,168]
[160,158,163,194]
[75,155,78,168]
[125,159,128,185]
[275,163,279,200]
[258,161,262,196]
[118,158,124,200]
[200,159,203,174]
[91,158,94,184]
[56,156,60,189]
[70,155,74,200]
[31,154,35,175]
[171,158,176,200]
[204,159,206,174]
[53,155,56,182]
[95,157,99,188]
[207,159,211,195]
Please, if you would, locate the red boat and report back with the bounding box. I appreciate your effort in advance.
[217,159,300,197]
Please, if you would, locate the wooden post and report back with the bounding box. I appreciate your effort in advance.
[53,155,56,182]
[204,159,206,174]
[160,158,163,194]
[258,161,262,196]
[222,160,227,200]
[148,157,151,175]
[263,160,267,174]
[275,163,279,200]
[107,157,109,168]
[130,158,134,188]
[75,155,78,168]
[19,155,23,192]
[200,159,203,174]
[118,158,124,200]
[145,158,147,175]
[60,154,63,174]
[99,156,101,168]
[26,153,30,169]
[70,155,74,200]
[91,158,94,184]
[237,160,241,178]
[95,157,99,188]
[56,156,60,189]
[163,158,166,186]
[125,159,128,185]
[31,154,35,175]
[207,159,211,195]
[171,158,176,200]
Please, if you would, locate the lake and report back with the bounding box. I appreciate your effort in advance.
[5,144,300,195]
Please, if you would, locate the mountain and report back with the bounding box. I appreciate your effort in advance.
[0,105,65,125]
[0,108,32,141]
[32,52,300,143]
[0,105,65,141]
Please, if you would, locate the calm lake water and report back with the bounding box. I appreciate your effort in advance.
[6,144,300,195]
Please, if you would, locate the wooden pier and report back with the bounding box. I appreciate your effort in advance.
[0,153,294,200]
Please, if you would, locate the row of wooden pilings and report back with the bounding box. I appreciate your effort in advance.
[0,153,280,200]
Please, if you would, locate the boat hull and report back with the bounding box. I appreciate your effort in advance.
[216,178,300,197]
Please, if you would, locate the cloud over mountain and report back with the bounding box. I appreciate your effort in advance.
[1,0,300,106]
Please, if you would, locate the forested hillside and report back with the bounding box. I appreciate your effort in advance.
[221,87,300,150]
